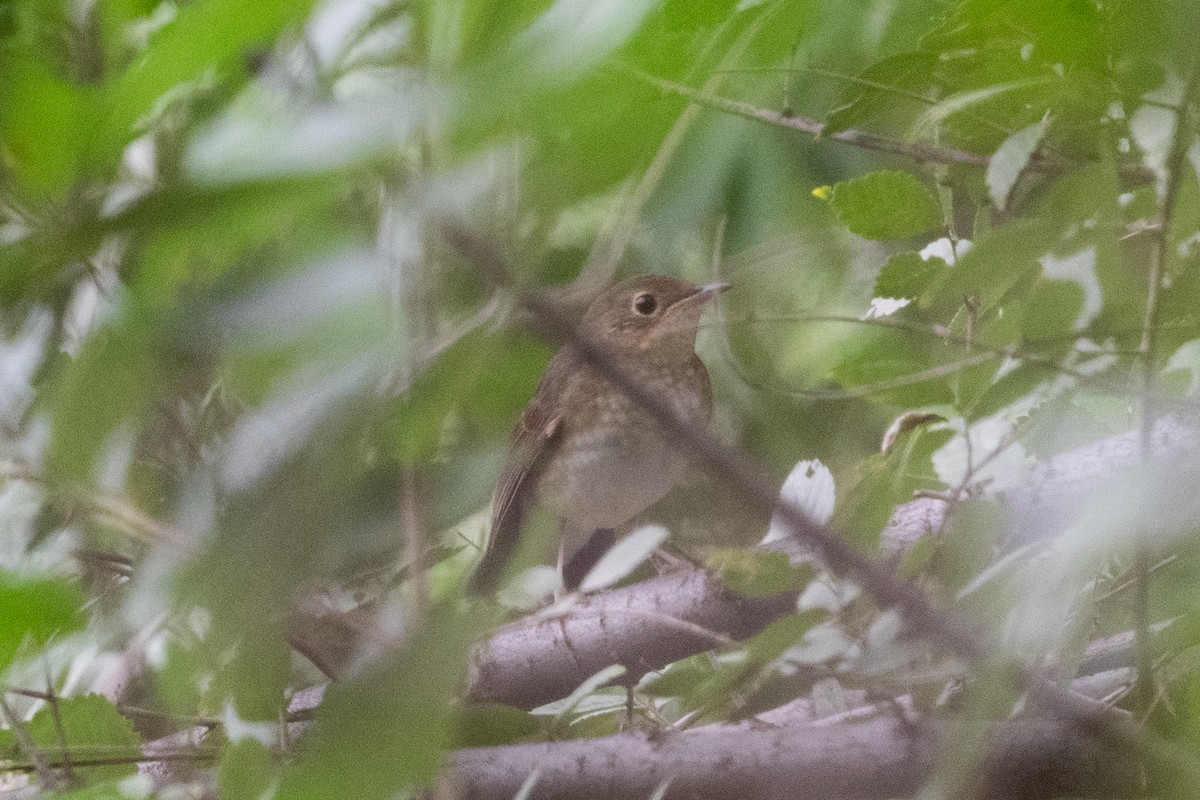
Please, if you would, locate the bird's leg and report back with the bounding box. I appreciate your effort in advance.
[555,540,565,601]
[561,528,617,590]
[650,542,703,576]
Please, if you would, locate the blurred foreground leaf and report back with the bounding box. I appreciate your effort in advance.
[0,573,85,671]
[277,604,478,800]
[0,695,141,783]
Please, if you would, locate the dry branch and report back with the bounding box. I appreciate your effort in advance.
[451,702,1144,800]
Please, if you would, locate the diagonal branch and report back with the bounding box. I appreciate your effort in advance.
[1133,53,1200,709]
[620,66,1155,185]
[443,224,1200,789]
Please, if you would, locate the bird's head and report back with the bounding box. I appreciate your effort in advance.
[580,276,729,359]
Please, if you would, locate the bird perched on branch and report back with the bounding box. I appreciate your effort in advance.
[468,276,728,596]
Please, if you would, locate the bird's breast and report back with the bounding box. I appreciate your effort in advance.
[545,363,711,552]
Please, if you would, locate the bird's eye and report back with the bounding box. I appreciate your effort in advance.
[632,293,658,315]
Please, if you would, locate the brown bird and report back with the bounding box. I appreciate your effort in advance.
[468,275,728,596]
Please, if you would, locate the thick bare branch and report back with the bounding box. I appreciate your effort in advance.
[451,710,1143,800]
[467,560,796,708]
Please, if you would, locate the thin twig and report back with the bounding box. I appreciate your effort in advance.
[401,466,428,623]
[43,670,76,788]
[0,697,59,790]
[707,312,1137,401]
[115,705,222,729]
[713,63,1021,139]
[619,66,1155,185]
[1133,55,1200,712]
[0,748,217,772]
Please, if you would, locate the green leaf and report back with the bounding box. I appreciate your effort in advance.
[929,219,1056,332]
[103,0,320,150]
[1022,278,1084,342]
[384,328,550,464]
[967,362,1052,420]
[829,171,941,240]
[127,178,343,309]
[829,351,957,408]
[0,51,91,196]
[0,573,85,670]
[913,80,1045,139]
[743,611,826,664]
[874,251,948,301]
[823,51,941,136]
[9,695,143,783]
[639,654,717,698]
[219,739,277,800]
[682,610,825,714]
[45,312,164,482]
[835,427,950,552]
[707,550,811,597]
[456,704,540,748]
[987,120,1047,210]
[277,603,477,800]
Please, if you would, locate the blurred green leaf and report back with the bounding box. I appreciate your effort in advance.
[683,610,825,714]
[102,0,320,151]
[639,653,718,698]
[277,603,477,800]
[829,171,941,240]
[124,178,348,309]
[874,251,948,302]
[707,549,812,598]
[0,50,91,196]
[219,739,276,800]
[0,573,85,670]
[456,703,541,748]
[1,695,142,783]
[829,329,958,408]
[930,219,1057,333]
[834,425,950,548]
[823,51,941,136]
[385,328,551,464]
[914,80,1044,140]
[967,362,1050,420]
[44,311,164,483]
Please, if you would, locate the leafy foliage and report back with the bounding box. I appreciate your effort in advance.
[1,0,1200,796]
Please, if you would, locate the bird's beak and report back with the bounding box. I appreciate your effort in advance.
[697,282,731,297]
[664,282,731,318]
[669,282,730,313]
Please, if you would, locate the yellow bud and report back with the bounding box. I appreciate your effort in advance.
[811,185,831,201]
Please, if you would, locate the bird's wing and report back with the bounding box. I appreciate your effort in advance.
[467,351,571,595]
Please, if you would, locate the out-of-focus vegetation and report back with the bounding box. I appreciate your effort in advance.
[2,0,1200,796]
